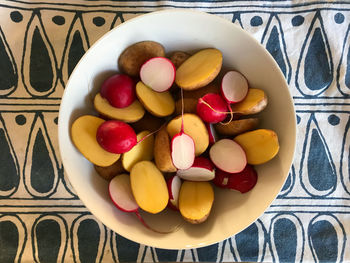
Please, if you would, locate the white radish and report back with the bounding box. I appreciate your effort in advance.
[140,57,176,92]
[171,132,195,170]
[209,139,247,173]
[109,173,175,233]
[109,173,138,212]
[221,71,248,103]
[206,123,218,145]
[177,157,215,181]
[167,175,182,210]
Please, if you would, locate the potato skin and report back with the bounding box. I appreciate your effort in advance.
[182,213,210,224]
[168,51,190,69]
[94,159,125,181]
[118,41,165,77]
[214,118,259,136]
[175,97,197,115]
[154,127,177,172]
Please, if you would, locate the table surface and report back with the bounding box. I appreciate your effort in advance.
[0,0,349,262]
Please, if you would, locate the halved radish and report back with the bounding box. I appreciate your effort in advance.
[206,123,218,145]
[209,139,247,173]
[171,132,195,170]
[213,165,257,193]
[100,74,135,108]
[96,120,137,154]
[197,93,228,123]
[167,175,182,210]
[109,173,138,212]
[177,157,215,181]
[221,71,248,103]
[140,57,176,92]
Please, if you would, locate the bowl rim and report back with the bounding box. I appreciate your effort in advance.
[58,9,296,249]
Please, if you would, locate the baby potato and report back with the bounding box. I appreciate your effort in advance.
[118,41,165,77]
[94,159,125,181]
[131,112,165,133]
[175,97,198,115]
[214,118,259,136]
[168,51,190,69]
[154,127,177,173]
[230,88,268,115]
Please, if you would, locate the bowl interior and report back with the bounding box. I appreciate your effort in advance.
[58,10,296,249]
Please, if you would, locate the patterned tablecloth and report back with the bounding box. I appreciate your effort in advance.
[0,0,349,262]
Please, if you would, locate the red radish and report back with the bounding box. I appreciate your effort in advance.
[177,157,215,181]
[206,123,218,145]
[197,93,228,123]
[167,175,182,210]
[221,71,248,103]
[209,139,247,173]
[96,120,137,154]
[109,174,139,212]
[213,165,257,193]
[171,132,195,170]
[100,74,135,108]
[109,173,176,233]
[140,57,175,92]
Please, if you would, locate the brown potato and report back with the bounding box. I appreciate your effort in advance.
[214,118,259,136]
[94,159,125,181]
[183,82,220,100]
[234,129,279,165]
[94,93,145,123]
[230,88,268,115]
[71,115,120,167]
[175,48,222,90]
[118,41,165,77]
[167,113,209,156]
[179,181,214,224]
[168,51,190,69]
[131,112,165,133]
[175,97,198,115]
[136,81,175,117]
[154,127,176,173]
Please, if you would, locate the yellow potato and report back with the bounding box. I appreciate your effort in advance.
[167,114,209,156]
[136,81,175,117]
[118,41,165,77]
[130,161,169,214]
[179,181,214,224]
[94,159,125,181]
[94,93,145,123]
[234,129,279,165]
[122,131,154,172]
[214,118,259,136]
[71,115,120,167]
[175,48,222,90]
[230,88,268,115]
[154,127,176,172]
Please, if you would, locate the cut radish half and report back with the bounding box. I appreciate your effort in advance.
[209,139,247,173]
[221,71,248,103]
[140,57,176,92]
[206,123,218,145]
[171,132,195,170]
[109,174,139,212]
[167,175,182,210]
[177,157,215,181]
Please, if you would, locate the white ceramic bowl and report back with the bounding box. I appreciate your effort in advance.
[58,10,296,249]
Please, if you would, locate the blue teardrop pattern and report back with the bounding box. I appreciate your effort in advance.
[71,215,106,263]
[22,11,58,97]
[235,222,265,262]
[261,14,291,83]
[112,233,140,262]
[336,24,350,95]
[60,13,89,86]
[0,27,17,96]
[0,215,27,263]
[308,214,346,262]
[270,214,305,263]
[0,115,20,197]
[300,113,337,196]
[295,11,333,97]
[340,116,350,195]
[155,248,178,262]
[197,243,219,262]
[278,165,296,197]
[23,113,59,198]
[232,12,243,28]
[32,215,68,263]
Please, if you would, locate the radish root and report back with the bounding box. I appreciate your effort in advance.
[198,98,235,125]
